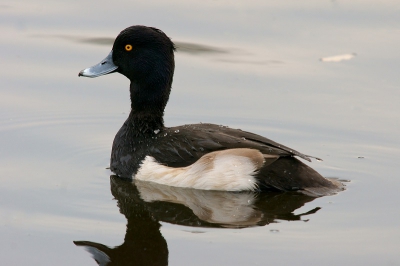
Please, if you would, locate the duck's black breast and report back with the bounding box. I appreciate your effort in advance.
[110,122,310,178]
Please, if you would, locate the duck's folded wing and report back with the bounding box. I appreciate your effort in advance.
[156,123,317,166]
[210,124,317,162]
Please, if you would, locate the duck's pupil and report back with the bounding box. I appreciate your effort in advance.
[125,45,132,51]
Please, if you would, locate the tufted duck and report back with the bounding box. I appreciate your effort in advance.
[79,26,343,196]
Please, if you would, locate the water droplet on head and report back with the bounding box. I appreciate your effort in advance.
[174,130,180,133]
[154,129,160,134]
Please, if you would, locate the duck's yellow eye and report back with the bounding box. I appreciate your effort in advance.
[125,44,133,51]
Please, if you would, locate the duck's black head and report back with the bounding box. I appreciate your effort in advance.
[112,26,175,82]
[79,25,176,134]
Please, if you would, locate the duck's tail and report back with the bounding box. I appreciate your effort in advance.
[257,156,345,196]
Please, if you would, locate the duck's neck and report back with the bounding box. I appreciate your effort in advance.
[127,80,171,136]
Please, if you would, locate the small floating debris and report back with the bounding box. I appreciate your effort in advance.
[270,229,280,233]
[358,156,365,159]
[320,53,356,62]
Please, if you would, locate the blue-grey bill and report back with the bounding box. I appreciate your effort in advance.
[79,51,118,78]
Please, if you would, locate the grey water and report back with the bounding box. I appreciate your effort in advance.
[1,0,400,265]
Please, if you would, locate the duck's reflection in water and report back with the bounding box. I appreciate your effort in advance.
[75,175,321,265]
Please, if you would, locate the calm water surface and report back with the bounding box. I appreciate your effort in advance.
[1,0,400,265]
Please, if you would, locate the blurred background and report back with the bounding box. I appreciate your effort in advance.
[1,0,399,265]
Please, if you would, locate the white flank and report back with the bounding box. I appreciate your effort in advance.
[320,53,356,62]
[134,148,264,191]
